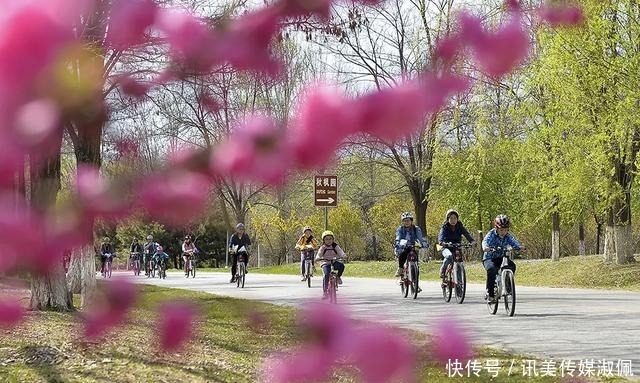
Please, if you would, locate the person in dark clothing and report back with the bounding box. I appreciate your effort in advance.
[228,223,251,283]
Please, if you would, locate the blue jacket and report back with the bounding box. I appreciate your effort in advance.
[394,225,428,254]
[482,228,522,261]
[438,222,474,245]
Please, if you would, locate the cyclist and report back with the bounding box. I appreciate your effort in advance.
[482,214,524,303]
[99,237,115,275]
[315,230,346,299]
[295,227,319,281]
[153,245,170,276]
[437,209,476,279]
[143,235,158,276]
[182,235,198,277]
[228,223,251,283]
[394,212,427,278]
[130,238,143,269]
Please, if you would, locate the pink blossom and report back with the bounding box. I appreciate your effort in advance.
[277,0,332,20]
[0,298,24,328]
[0,195,47,273]
[75,166,130,220]
[137,171,211,225]
[198,91,220,113]
[431,318,473,363]
[421,73,470,112]
[298,302,352,350]
[348,326,416,383]
[459,11,530,78]
[83,279,137,339]
[115,75,150,99]
[107,0,158,49]
[13,99,61,147]
[288,86,355,169]
[211,116,291,185]
[434,34,463,63]
[0,134,25,188]
[356,82,429,142]
[104,278,138,314]
[539,4,584,27]
[261,345,334,383]
[216,7,282,76]
[115,137,141,160]
[156,10,219,73]
[158,302,197,351]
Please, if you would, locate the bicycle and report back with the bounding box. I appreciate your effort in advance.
[440,242,473,304]
[130,252,141,276]
[235,252,248,288]
[184,250,197,278]
[102,253,114,278]
[486,246,518,317]
[148,258,156,278]
[397,240,421,299]
[157,258,167,279]
[301,247,315,288]
[320,257,345,304]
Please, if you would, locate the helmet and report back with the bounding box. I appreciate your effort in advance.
[400,212,414,222]
[302,227,312,234]
[184,235,191,240]
[157,245,163,251]
[446,209,459,221]
[495,214,510,228]
[236,223,245,230]
[103,237,110,242]
[146,235,153,240]
[321,230,334,240]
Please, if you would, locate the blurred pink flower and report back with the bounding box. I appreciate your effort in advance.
[539,4,584,27]
[115,137,141,160]
[459,11,530,78]
[158,302,197,351]
[198,91,220,113]
[83,279,137,339]
[107,0,158,49]
[216,7,282,76]
[299,302,352,350]
[137,171,211,225]
[0,298,25,328]
[211,116,291,185]
[431,318,473,364]
[348,326,416,383]
[434,34,463,63]
[277,0,332,20]
[75,166,130,220]
[261,345,334,383]
[115,75,150,99]
[288,86,354,169]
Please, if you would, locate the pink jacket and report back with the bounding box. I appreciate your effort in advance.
[315,244,346,267]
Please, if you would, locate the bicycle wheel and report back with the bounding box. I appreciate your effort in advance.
[307,272,311,288]
[442,272,452,302]
[107,261,112,278]
[329,277,337,304]
[241,266,246,288]
[190,261,196,278]
[151,262,156,278]
[504,271,516,317]
[487,284,499,315]
[410,263,419,299]
[454,264,467,304]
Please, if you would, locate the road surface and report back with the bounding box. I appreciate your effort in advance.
[129,270,640,376]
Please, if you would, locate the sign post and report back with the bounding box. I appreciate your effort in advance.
[315,175,338,231]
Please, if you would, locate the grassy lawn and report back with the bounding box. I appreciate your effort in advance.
[252,255,640,291]
[0,282,632,382]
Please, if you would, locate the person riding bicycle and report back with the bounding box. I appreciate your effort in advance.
[144,235,159,276]
[295,227,319,281]
[482,214,524,303]
[229,223,251,283]
[182,235,198,276]
[99,237,115,275]
[394,212,428,278]
[152,245,170,273]
[437,209,476,280]
[315,230,346,300]
[130,238,143,268]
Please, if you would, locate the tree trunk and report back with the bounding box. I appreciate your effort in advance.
[612,192,633,264]
[578,223,586,256]
[29,142,73,311]
[551,211,560,261]
[80,245,97,308]
[67,249,82,294]
[603,208,615,262]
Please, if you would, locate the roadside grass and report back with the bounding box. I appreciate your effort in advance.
[252,255,640,291]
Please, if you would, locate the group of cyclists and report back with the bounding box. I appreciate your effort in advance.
[98,235,199,278]
[290,209,524,302]
[97,210,524,303]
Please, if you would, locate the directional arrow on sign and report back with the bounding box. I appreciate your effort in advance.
[316,197,335,204]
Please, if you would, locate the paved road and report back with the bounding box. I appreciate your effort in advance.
[130,270,640,376]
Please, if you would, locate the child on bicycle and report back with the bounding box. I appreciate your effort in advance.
[153,245,170,271]
[437,209,475,279]
[482,214,524,303]
[295,227,319,281]
[100,237,115,275]
[394,212,428,277]
[182,235,197,276]
[315,230,346,299]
